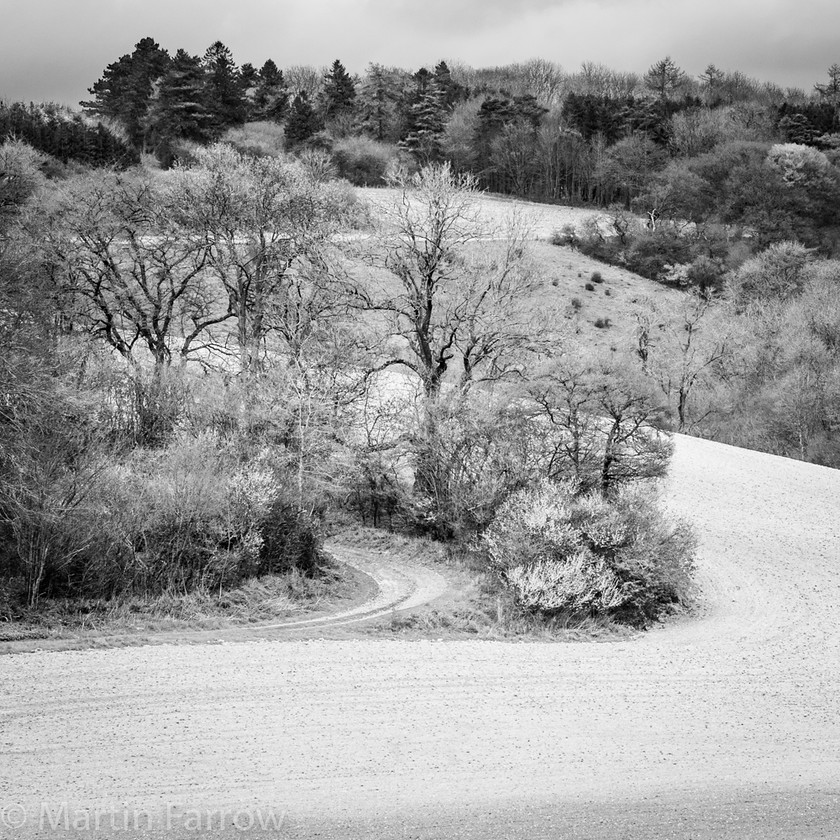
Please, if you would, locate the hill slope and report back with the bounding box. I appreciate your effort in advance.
[2,435,839,838]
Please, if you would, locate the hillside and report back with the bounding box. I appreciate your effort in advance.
[2,434,839,838]
[358,187,689,355]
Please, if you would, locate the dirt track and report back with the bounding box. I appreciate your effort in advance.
[1,435,839,838]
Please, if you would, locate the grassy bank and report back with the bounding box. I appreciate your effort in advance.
[0,560,357,642]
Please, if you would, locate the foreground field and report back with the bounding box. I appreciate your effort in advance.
[1,435,839,838]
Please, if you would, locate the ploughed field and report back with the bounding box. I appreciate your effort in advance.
[1,435,839,839]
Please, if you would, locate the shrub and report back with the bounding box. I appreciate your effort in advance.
[570,297,582,311]
[482,481,696,625]
[551,224,579,247]
[605,288,612,296]
[585,282,596,291]
[2,433,323,603]
[331,136,401,186]
[403,395,540,541]
[623,228,692,282]
[590,271,604,284]
[220,121,286,158]
[594,317,612,329]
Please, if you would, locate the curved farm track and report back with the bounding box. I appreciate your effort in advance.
[1,435,840,839]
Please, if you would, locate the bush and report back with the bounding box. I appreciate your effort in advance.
[585,282,596,291]
[482,481,696,625]
[570,297,582,311]
[220,121,286,158]
[2,433,323,603]
[551,224,579,247]
[590,271,604,284]
[594,317,612,328]
[623,228,693,282]
[403,395,540,541]
[331,136,401,186]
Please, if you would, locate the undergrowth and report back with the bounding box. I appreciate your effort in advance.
[369,542,633,641]
[0,561,346,641]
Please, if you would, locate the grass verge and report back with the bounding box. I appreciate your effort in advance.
[0,560,354,643]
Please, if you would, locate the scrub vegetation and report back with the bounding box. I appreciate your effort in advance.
[3,48,839,634]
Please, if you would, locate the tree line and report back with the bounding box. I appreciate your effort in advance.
[78,39,840,204]
[0,101,137,168]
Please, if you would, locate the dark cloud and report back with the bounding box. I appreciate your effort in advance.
[0,0,837,105]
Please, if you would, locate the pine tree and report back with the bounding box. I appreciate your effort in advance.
[400,67,447,163]
[148,49,213,157]
[359,63,402,141]
[320,59,356,122]
[81,36,170,150]
[433,61,464,110]
[285,92,321,146]
[239,62,259,121]
[254,59,289,122]
[202,41,247,135]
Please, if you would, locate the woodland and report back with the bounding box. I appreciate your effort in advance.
[1,40,839,630]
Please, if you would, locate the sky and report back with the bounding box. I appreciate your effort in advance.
[1,0,838,106]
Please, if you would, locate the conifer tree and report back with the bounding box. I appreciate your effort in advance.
[359,63,402,141]
[202,41,247,134]
[82,36,170,150]
[433,61,464,110]
[400,67,446,163]
[147,49,213,161]
[285,92,321,146]
[254,60,289,122]
[320,59,356,122]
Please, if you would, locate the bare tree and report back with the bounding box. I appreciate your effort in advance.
[284,64,324,99]
[172,144,356,373]
[358,162,557,513]
[634,294,732,432]
[364,162,544,398]
[34,171,229,368]
[529,353,670,497]
[644,56,687,103]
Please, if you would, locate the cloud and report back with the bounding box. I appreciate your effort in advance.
[363,0,579,32]
[0,0,838,105]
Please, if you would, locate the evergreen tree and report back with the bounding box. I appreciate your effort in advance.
[81,36,170,150]
[240,62,259,90]
[472,94,547,191]
[433,61,464,110]
[254,59,289,122]
[400,68,446,163]
[0,102,137,167]
[148,49,213,159]
[202,41,247,134]
[359,63,402,141]
[285,92,321,146]
[320,59,356,122]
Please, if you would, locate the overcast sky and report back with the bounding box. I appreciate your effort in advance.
[1,0,838,106]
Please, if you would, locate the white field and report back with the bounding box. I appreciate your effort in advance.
[356,186,611,240]
[2,435,840,838]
